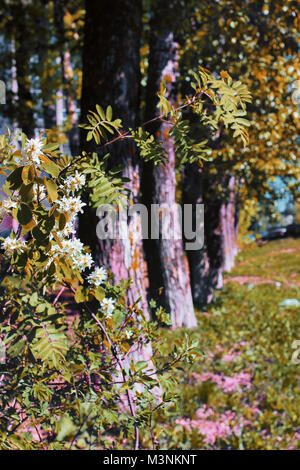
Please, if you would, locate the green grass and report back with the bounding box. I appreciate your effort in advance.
[152,238,300,450]
[229,238,300,283]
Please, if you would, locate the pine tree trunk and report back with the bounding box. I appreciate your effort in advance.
[142,10,196,329]
[79,0,149,318]
[12,3,35,137]
[79,0,161,401]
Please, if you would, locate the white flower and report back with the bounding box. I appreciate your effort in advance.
[56,196,86,217]
[51,238,84,258]
[23,137,43,165]
[72,252,93,272]
[56,221,76,239]
[1,199,18,211]
[0,198,19,219]
[33,184,46,202]
[87,267,107,286]
[125,330,133,339]
[65,171,86,193]
[100,297,116,317]
[1,237,26,254]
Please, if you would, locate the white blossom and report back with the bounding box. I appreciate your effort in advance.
[0,198,19,218]
[1,237,26,254]
[56,221,76,239]
[87,267,107,286]
[100,297,116,317]
[51,238,84,258]
[125,330,133,339]
[71,252,93,272]
[56,196,86,217]
[33,184,46,202]
[65,171,86,193]
[23,137,43,165]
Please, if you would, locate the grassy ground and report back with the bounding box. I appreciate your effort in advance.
[153,238,300,450]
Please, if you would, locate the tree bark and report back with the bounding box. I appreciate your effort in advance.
[142,5,196,329]
[53,0,79,155]
[79,0,149,315]
[182,163,224,306]
[36,0,57,131]
[79,0,161,401]
[12,2,35,137]
[221,176,239,272]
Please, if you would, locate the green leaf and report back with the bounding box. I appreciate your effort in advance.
[75,286,86,303]
[7,166,24,190]
[106,105,113,121]
[21,165,34,185]
[58,213,67,231]
[95,104,106,120]
[17,203,32,225]
[45,179,58,202]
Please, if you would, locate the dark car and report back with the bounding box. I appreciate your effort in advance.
[260,226,287,241]
[286,223,300,238]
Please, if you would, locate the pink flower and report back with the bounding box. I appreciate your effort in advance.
[193,371,252,393]
[176,406,247,446]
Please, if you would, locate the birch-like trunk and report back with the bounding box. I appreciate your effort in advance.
[142,15,196,329]
[221,176,239,272]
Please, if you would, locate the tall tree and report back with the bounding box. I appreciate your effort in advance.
[142,0,197,328]
[79,0,149,314]
[36,0,57,130]
[181,0,299,304]
[53,0,80,154]
[11,0,35,137]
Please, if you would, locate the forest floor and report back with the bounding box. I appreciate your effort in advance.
[154,238,300,450]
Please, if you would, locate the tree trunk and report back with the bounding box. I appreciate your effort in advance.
[79,0,149,317]
[12,3,35,137]
[53,0,79,155]
[182,163,224,306]
[142,5,196,329]
[79,0,161,401]
[37,0,57,131]
[221,176,239,272]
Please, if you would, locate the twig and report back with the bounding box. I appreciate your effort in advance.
[52,286,65,306]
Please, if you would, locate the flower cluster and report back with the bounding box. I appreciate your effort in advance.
[56,196,86,217]
[72,252,93,272]
[0,198,19,220]
[87,267,107,286]
[50,238,94,272]
[176,405,249,445]
[1,237,27,254]
[55,220,76,240]
[100,297,116,317]
[18,137,44,165]
[1,136,113,316]
[65,171,86,193]
[192,371,252,393]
